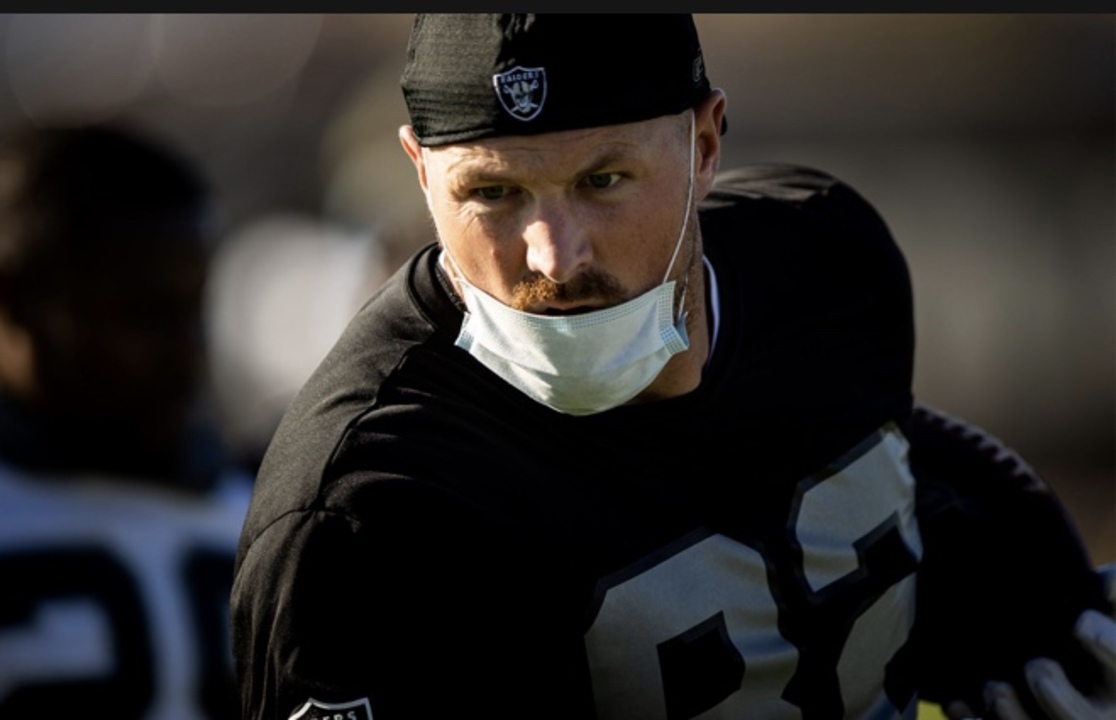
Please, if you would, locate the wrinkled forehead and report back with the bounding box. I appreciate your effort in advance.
[422,112,689,183]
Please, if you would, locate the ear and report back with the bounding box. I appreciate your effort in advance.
[398,125,429,192]
[693,89,727,200]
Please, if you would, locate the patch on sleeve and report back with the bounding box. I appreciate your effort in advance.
[289,697,373,720]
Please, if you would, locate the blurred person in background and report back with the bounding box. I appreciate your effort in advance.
[204,214,390,477]
[233,14,1113,720]
[0,122,251,719]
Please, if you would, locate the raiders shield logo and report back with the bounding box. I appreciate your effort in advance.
[289,697,373,720]
[492,66,547,122]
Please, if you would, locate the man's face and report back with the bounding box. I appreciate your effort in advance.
[407,112,699,315]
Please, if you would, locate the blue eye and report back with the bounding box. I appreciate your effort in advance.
[585,172,621,189]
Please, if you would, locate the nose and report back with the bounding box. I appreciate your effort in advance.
[523,203,592,285]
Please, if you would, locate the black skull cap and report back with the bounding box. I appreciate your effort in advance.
[401,14,723,147]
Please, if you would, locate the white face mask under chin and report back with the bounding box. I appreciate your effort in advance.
[441,111,697,416]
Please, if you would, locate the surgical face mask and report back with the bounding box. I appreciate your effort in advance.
[441,111,697,415]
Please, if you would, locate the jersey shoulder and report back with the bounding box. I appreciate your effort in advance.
[703,163,845,205]
[238,244,480,559]
[700,161,892,245]
[696,162,916,463]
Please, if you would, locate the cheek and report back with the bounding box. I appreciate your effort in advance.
[591,196,686,286]
[435,202,526,298]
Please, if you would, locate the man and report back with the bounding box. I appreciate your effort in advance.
[232,15,1113,720]
[0,122,251,719]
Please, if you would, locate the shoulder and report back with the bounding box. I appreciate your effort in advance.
[700,161,916,357]
[699,163,895,252]
[235,248,445,542]
[703,163,845,205]
[235,243,509,558]
[697,161,914,399]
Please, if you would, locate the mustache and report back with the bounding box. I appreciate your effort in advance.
[511,269,628,312]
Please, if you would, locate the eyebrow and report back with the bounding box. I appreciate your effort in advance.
[445,144,642,187]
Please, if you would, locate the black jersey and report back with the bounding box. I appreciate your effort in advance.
[231,164,1108,720]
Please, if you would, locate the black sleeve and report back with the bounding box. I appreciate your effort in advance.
[905,403,1113,717]
[231,479,594,720]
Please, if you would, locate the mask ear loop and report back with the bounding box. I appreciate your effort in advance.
[439,239,467,287]
[426,157,477,295]
[661,109,697,323]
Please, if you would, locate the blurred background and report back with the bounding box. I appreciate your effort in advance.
[0,13,1110,564]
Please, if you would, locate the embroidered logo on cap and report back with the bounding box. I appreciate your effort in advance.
[289,697,373,720]
[693,55,705,83]
[493,66,546,122]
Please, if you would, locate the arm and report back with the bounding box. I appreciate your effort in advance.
[231,479,594,720]
[905,404,1113,718]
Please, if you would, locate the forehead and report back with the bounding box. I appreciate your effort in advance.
[427,113,683,181]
